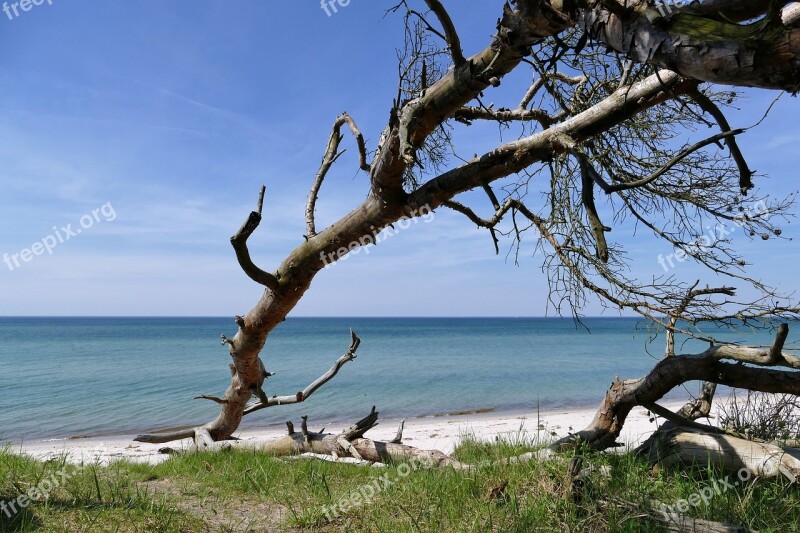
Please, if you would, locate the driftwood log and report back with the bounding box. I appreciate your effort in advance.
[157,407,466,469]
[638,427,800,481]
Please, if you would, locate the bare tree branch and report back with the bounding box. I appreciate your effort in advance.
[194,395,228,405]
[243,330,362,416]
[690,89,753,194]
[665,283,736,357]
[584,129,746,195]
[409,70,693,211]
[642,402,729,436]
[581,2,800,90]
[423,0,465,66]
[230,185,280,292]
[520,78,545,110]
[454,106,554,127]
[578,154,610,263]
[306,113,371,238]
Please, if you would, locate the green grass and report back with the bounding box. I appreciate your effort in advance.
[0,450,203,532]
[1,437,799,532]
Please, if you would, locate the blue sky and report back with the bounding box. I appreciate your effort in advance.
[0,1,798,317]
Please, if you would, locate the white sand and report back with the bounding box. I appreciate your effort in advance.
[6,401,690,466]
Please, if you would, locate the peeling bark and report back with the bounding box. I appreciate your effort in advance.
[579,2,800,90]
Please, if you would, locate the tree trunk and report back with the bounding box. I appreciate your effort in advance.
[638,427,800,481]
[553,325,800,452]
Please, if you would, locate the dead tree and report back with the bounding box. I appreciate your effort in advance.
[553,323,800,451]
[157,407,466,468]
[136,1,800,450]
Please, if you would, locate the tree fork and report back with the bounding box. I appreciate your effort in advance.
[553,324,800,452]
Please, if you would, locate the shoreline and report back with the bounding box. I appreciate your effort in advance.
[2,390,698,445]
[5,400,694,466]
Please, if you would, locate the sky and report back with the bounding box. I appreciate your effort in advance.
[0,1,799,317]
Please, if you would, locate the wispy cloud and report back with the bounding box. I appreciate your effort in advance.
[764,134,800,150]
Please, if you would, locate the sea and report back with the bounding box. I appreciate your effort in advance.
[0,317,784,443]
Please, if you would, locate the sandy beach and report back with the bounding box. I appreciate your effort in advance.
[6,401,691,466]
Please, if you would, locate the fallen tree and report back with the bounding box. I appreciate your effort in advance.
[555,323,800,451]
[638,426,800,481]
[157,406,467,469]
[135,1,800,465]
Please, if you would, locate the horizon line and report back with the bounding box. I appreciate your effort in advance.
[0,315,646,319]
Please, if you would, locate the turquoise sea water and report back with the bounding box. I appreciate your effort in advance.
[0,317,781,442]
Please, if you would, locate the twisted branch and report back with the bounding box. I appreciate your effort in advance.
[306,113,371,238]
[230,185,279,291]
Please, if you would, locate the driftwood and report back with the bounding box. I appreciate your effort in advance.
[633,381,720,455]
[154,406,782,533]
[655,513,749,533]
[158,407,467,469]
[638,426,800,482]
